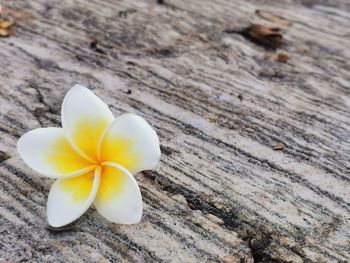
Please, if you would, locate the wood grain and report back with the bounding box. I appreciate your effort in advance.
[0,0,349,262]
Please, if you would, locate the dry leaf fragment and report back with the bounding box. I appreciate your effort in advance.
[206,114,219,121]
[273,143,285,150]
[0,20,15,37]
[256,10,292,27]
[0,20,15,29]
[240,24,283,50]
[277,52,289,63]
[0,28,11,37]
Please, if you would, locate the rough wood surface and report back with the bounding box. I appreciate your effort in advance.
[0,0,349,262]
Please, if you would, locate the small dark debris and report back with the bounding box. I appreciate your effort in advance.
[147,47,174,58]
[118,8,137,18]
[90,38,97,49]
[156,48,173,57]
[157,0,165,4]
[238,94,243,101]
[249,237,269,251]
[36,57,58,69]
[46,225,80,233]
[90,36,105,54]
[259,69,284,79]
[249,235,277,263]
[142,170,156,180]
[160,145,174,156]
[218,53,229,64]
[33,107,47,117]
[125,89,132,95]
[0,151,11,163]
[160,145,180,156]
[75,54,85,62]
[188,202,196,210]
[223,28,240,34]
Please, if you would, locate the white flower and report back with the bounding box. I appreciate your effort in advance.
[17,85,160,227]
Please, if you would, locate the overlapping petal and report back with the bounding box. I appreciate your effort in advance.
[98,113,160,175]
[94,162,142,224]
[47,168,101,227]
[17,128,95,178]
[61,84,114,163]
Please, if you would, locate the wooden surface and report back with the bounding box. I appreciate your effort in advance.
[0,0,349,262]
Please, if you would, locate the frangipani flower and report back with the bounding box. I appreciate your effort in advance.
[17,85,160,227]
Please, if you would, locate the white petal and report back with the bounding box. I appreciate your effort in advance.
[94,162,142,224]
[98,113,161,175]
[47,168,101,227]
[61,85,114,162]
[17,128,95,178]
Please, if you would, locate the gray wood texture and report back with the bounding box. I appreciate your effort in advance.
[0,0,349,262]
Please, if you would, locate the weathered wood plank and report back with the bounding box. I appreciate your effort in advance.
[0,0,349,262]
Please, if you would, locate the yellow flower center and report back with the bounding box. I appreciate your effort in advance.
[58,162,127,202]
[44,118,139,203]
[46,133,132,203]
